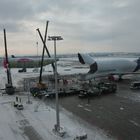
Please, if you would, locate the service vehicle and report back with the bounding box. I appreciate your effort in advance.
[78,82,117,98]
[130,81,140,89]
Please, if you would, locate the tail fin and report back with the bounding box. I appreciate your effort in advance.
[78,53,95,65]
[78,53,98,74]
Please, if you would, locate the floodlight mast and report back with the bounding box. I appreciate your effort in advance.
[3,29,15,95]
[48,35,63,132]
[3,29,11,85]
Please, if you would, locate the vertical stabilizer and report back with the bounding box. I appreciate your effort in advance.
[78,53,95,65]
[78,53,98,74]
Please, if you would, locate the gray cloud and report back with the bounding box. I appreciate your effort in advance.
[0,0,33,20]
[0,0,140,55]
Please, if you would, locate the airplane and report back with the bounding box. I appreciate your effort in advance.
[2,55,58,72]
[78,53,140,81]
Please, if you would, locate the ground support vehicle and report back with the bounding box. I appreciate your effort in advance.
[78,82,117,98]
[30,87,48,98]
[130,81,140,90]
[30,85,82,99]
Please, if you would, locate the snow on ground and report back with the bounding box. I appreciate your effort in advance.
[0,95,114,140]
[0,96,26,140]
[0,64,115,140]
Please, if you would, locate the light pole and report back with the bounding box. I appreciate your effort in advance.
[48,36,63,132]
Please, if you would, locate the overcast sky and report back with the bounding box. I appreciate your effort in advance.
[0,0,140,56]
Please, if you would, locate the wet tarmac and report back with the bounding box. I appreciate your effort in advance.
[47,79,140,140]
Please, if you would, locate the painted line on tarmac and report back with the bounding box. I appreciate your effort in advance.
[78,104,84,108]
[85,103,91,107]
[84,108,92,112]
[77,104,92,112]
[129,120,140,127]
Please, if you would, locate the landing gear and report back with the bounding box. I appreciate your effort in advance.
[118,75,123,81]
[108,75,123,81]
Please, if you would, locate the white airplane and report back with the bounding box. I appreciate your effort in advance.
[2,56,58,71]
[78,53,140,81]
